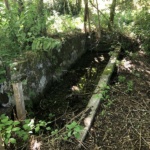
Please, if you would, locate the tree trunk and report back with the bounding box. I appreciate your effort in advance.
[76,0,82,12]
[84,0,91,33]
[3,0,10,10]
[108,0,117,31]
[96,0,101,39]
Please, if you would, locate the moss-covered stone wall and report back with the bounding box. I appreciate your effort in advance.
[11,33,86,101]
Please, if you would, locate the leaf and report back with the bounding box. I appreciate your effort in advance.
[23,134,29,141]
[6,133,11,139]
[23,124,30,131]
[43,40,50,50]
[1,117,9,123]
[35,126,40,133]
[67,131,72,137]
[5,120,13,126]
[9,138,16,144]
[16,130,25,137]
[36,41,41,50]
[46,127,51,131]
[0,124,5,130]
[6,126,13,133]
[66,121,77,130]
[24,119,30,124]
[51,129,58,135]
[63,136,68,141]
[73,132,80,139]
[13,121,20,126]
[39,120,47,127]
[74,126,83,132]
[4,139,9,145]
[27,32,32,36]
[12,127,21,132]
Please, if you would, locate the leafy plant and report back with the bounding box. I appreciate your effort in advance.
[65,121,83,140]
[126,80,134,93]
[0,113,83,148]
[0,114,30,145]
[118,75,126,83]
[101,84,110,100]
[0,114,51,146]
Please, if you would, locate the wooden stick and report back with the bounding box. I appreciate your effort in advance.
[12,82,26,120]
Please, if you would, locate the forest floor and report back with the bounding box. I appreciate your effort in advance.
[2,37,150,150]
[84,50,150,150]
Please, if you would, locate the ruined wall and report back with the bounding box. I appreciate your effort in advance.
[11,33,86,101]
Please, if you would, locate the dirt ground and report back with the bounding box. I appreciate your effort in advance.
[84,50,150,150]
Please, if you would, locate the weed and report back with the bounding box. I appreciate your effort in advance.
[0,114,83,147]
[118,75,126,83]
[126,80,134,93]
[64,121,83,140]
[101,84,110,99]
[0,114,30,145]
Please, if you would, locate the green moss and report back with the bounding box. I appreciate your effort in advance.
[103,67,113,75]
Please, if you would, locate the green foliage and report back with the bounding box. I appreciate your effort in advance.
[35,120,51,133]
[101,84,110,100]
[133,9,150,54]
[112,1,150,54]
[0,1,44,82]
[118,75,126,83]
[32,37,62,52]
[47,14,81,34]
[118,76,134,93]
[0,114,51,146]
[113,10,134,34]
[0,114,83,147]
[0,114,29,145]
[100,84,114,116]
[65,121,83,140]
[126,80,134,93]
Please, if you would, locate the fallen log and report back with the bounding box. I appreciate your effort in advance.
[78,44,121,148]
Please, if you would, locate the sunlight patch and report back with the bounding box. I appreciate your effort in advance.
[121,58,135,72]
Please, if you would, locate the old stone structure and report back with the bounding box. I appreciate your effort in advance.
[10,33,86,102]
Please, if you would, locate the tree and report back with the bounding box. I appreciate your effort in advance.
[76,0,82,12]
[95,0,101,38]
[3,0,10,10]
[84,0,91,33]
[108,0,117,31]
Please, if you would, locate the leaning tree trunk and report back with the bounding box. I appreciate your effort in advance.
[108,0,117,31]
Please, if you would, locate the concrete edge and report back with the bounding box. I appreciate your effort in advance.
[78,44,121,147]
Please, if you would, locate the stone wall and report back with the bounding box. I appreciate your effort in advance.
[11,33,86,101]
